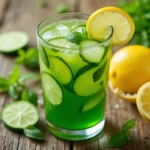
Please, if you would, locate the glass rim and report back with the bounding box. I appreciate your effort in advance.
[36,12,113,53]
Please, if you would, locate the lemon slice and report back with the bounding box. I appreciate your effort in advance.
[137,82,150,120]
[86,6,135,45]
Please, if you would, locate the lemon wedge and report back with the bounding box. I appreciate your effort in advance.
[86,6,135,45]
[137,82,150,120]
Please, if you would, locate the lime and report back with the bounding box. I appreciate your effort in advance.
[0,31,29,52]
[1,101,39,129]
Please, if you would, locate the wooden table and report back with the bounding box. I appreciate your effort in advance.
[0,0,150,149]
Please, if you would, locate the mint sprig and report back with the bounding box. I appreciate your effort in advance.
[15,48,39,69]
[24,126,45,140]
[0,65,39,99]
[66,27,89,45]
[66,32,85,45]
[108,119,136,148]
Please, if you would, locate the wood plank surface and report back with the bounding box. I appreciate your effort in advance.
[0,0,150,150]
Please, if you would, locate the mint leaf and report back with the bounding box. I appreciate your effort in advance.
[108,118,136,147]
[82,27,88,37]
[24,126,45,140]
[126,131,131,140]
[122,119,136,131]
[25,48,39,69]
[18,73,39,85]
[93,62,106,82]
[8,65,20,84]
[39,46,49,68]
[16,48,39,69]
[66,32,84,45]
[21,89,38,106]
[108,130,128,147]
[8,85,19,99]
[15,49,25,63]
[57,3,69,14]
[0,77,9,91]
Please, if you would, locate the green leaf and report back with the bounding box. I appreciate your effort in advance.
[21,89,38,106]
[39,46,49,68]
[24,126,45,140]
[126,131,131,140]
[0,77,9,91]
[24,48,39,69]
[57,3,69,14]
[82,27,88,37]
[122,119,136,131]
[15,49,25,64]
[66,32,84,45]
[108,130,128,147]
[8,65,20,84]
[16,48,39,69]
[8,85,19,99]
[93,62,107,82]
[18,73,39,85]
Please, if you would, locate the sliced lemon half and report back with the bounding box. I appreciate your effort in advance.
[137,82,150,120]
[86,6,135,46]
[109,80,136,103]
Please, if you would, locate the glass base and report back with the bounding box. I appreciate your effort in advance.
[46,119,105,141]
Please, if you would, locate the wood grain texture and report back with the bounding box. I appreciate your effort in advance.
[0,0,9,24]
[0,0,150,150]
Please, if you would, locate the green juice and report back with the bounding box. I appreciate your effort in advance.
[37,15,112,140]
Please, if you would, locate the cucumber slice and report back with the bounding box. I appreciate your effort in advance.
[73,65,104,96]
[80,39,105,63]
[1,101,39,129]
[49,56,72,85]
[42,72,63,105]
[0,31,29,52]
[48,37,78,49]
[79,90,105,112]
[70,25,86,33]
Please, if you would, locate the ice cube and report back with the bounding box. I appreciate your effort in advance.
[56,24,70,37]
[42,30,59,41]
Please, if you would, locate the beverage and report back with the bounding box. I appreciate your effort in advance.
[37,13,113,140]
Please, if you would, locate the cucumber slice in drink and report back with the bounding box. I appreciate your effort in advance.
[80,90,105,112]
[73,65,105,96]
[42,72,63,105]
[48,37,78,49]
[80,40,105,63]
[0,31,29,52]
[49,56,72,85]
[70,25,86,33]
[1,101,39,129]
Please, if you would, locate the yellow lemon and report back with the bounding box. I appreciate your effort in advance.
[109,45,150,103]
[86,6,135,45]
[137,82,150,120]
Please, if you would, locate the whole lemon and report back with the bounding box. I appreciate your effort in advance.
[109,45,150,95]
